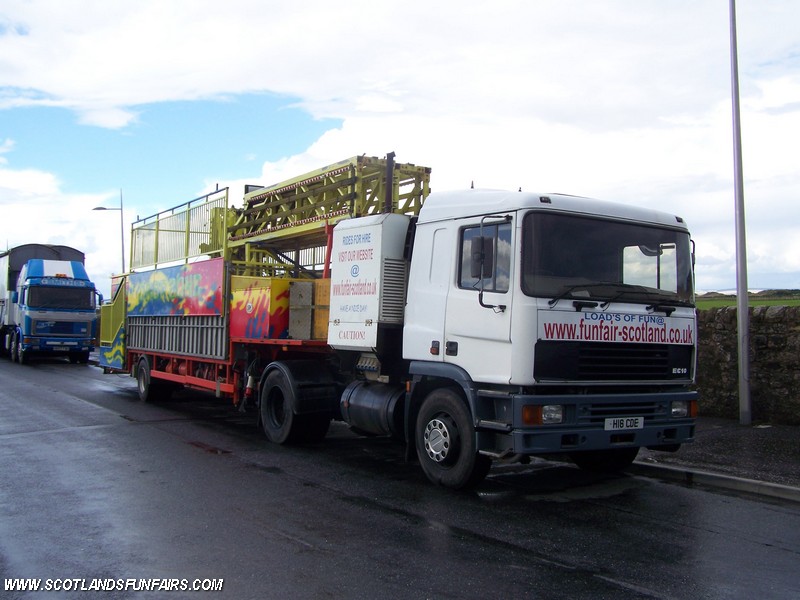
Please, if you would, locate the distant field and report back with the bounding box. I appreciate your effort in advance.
[696,297,800,310]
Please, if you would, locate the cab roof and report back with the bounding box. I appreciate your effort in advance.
[417,189,689,231]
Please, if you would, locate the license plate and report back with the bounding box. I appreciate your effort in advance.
[604,417,644,431]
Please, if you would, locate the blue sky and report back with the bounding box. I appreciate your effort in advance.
[1,0,799,297]
[3,94,339,213]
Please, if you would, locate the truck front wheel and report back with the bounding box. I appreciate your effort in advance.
[10,331,25,364]
[9,332,18,362]
[415,388,491,489]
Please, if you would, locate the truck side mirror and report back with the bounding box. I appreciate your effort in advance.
[470,237,494,280]
[10,291,17,303]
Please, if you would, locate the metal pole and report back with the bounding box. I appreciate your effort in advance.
[729,0,751,425]
[119,189,126,274]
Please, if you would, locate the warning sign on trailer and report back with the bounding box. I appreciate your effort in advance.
[327,213,410,351]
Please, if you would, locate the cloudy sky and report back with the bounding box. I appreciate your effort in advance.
[1,0,798,297]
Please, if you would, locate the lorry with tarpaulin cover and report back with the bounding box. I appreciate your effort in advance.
[1,244,99,364]
[98,154,698,489]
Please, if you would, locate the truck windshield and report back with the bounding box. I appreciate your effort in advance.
[27,286,95,310]
[521,212,694,305]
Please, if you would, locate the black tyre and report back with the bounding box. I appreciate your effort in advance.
[136,358,172,403]
[415,388,491,489]
[11,332,25,364]
[570,447,640,472]
[260,369,297,444]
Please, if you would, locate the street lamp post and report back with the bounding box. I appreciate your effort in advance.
[729,0,751,425]
[93,189,126,274]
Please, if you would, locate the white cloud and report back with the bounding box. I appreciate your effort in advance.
[0,164,126,295]
[0,164,60,197]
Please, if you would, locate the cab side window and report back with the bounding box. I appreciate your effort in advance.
[458,222,511,292]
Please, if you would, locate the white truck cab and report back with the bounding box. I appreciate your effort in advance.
[400,189,696,486]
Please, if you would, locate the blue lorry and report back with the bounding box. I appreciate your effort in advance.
[0,244,99,364]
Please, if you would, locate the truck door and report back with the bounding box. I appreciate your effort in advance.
[443,217,513,384]
[402,225,451,363]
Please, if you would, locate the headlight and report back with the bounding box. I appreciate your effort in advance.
[542,404,564,424]
[671,401,688,418]
[522,404,564,425]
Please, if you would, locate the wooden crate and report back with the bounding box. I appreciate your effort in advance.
[313,279,331,340]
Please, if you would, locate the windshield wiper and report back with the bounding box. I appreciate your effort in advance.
[548,285,589,307]
[646,297,695,311]
[547,282,626,308]
[647,303,676,316]
[548,282,691,310]
[597,284,652,309]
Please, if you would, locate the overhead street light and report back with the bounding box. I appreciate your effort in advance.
[93,189,126,275]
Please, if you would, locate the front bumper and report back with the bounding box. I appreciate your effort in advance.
[495,390,697,455]
[22,337,94,353]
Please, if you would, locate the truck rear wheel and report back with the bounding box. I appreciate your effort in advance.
[570,447,639,472]
[260,369,297,444]
[136,358,172,403]
[259,363,332,444]
[415,388,491,489]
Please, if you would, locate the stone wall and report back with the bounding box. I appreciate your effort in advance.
[697,305,800,425]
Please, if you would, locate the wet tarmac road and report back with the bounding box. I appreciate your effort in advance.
[1,359,799,599]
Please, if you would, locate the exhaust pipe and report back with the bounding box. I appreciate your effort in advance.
[383,151,395,213]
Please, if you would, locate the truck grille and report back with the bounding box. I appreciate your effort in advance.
[33,320,89,337]
[577,400,665,425]
[534,341,692,382]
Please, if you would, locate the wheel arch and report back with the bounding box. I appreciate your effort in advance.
[258,359,339,417]
[405,361,479,459]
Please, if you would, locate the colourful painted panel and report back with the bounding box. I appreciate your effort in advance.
[99,326,126,371]
[127,259,224,316]
[230,276,290,340]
